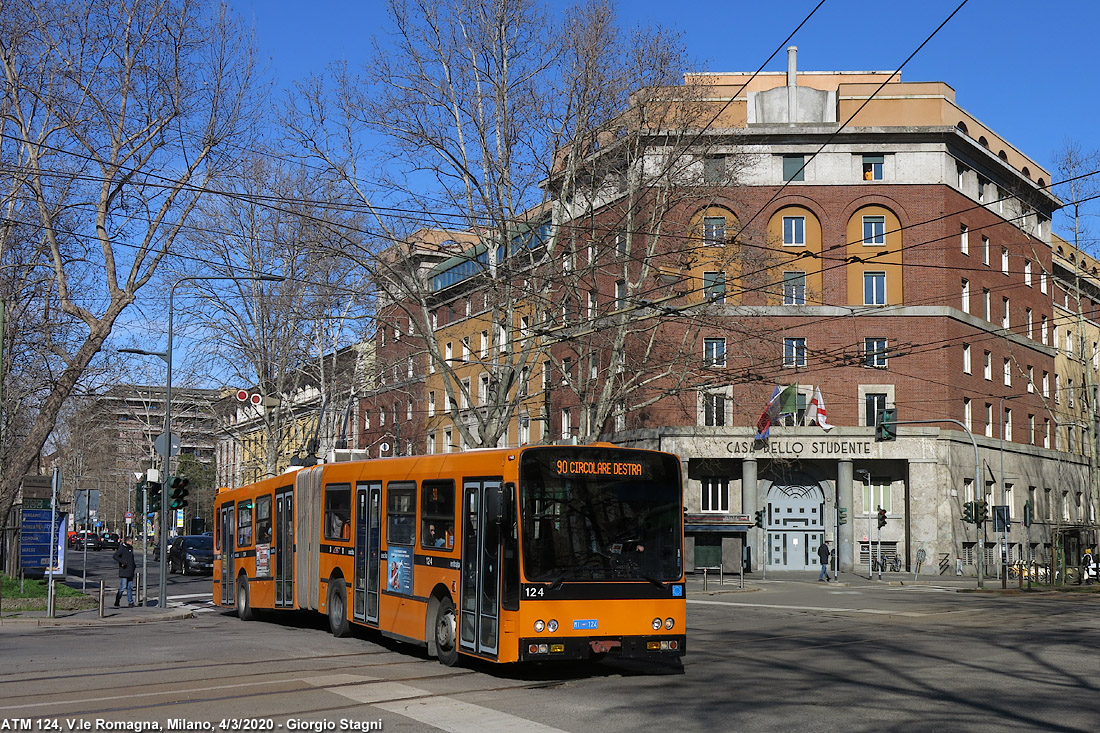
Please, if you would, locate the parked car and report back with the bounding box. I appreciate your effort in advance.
[73,531,101,551]
[167,535,214,575]
[100,532,121,550]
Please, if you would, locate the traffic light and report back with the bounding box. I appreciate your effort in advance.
[135,477,146,513]
[838,508,848,526]
[1023,499,1033,528]
[754,509,765,528]
[168,475,190,510]
[148,481,162,512]
[962,501,975,524]
[874,408,897,442]
[877,507,888,529]
[975,500,989,525]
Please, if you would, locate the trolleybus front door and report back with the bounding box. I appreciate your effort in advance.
[354,482,381,624]
[219,503,235,606]
[460,479,502,658]
[274,489,294,607]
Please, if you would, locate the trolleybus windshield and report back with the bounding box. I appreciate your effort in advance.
[519,447,682,583]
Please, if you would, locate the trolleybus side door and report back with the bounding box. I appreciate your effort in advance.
[275,488,294,607]
[460,479,502,658]
[219,502,235,606]
[354,482,382,624]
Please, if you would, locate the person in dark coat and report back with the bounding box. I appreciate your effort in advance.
[817,540,832,582]
[112,537,137,607]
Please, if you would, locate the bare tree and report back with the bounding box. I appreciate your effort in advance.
[0,0,258,519]
[176,155,372,479]
[288,0,755,448]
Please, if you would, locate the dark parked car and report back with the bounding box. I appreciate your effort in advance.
[72,531,101,551]
[167,534,214,575]
[100,532,121,550]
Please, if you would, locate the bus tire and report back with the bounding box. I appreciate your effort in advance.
[434,595,459,667]
[328,579,350,637]
[236,578,253,621]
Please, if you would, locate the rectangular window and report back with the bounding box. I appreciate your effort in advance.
[615,280,626,310]
[985,403,994,437]
[783,216,805,245]
[783,155,805,182]
[960,224,969,254]
[1002,297,1010,329]
[978,177,988,203]
[703,271,726,303]
[386,482,416,546]
[982,289,991,321]
[982,236,990,266]
[862,154,884,181]
[703,155,726,184]
[324,483,352,541]
[865,337,888,368]
[862,216,886,245]
[865,393,887,428]
[704,337,727,367]
[1003,358,1012,386]
[703,393,726,427]
[1024,260,1032,286]
[1001,247,1010,275]
[783,271,806,305]
[1028,416,1035,445]
[864,272,886,305]
[1027,366,1034,393]
[1041,315,1048,344]
[1005,409,1013,442]
[983,351,992,380]
[420,479,455,550]
[961,279,970,313]
[701,477,730,513]
[703,216,726,245]
[862,477,892,514]
[236,499,253,548]
[963,398,972,430]
[962,343,971,374]
[561,407,572,440]
[1025,308,1033,339]
[427,391,435,417]
[784,337,806,368]
[1042,371,1049,398]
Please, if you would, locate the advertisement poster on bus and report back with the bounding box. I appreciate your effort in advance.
[387,546,412,593]
[256,544,270,576]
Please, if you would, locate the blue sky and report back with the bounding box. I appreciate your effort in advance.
[231,0,1098,179]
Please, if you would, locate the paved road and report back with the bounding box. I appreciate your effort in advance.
[2,577,1097,732]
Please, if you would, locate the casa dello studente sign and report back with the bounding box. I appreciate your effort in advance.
[713,437,879,458]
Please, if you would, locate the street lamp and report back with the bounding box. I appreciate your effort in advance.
[119,273,284,609]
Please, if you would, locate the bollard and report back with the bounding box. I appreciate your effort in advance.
[99,580,105,618]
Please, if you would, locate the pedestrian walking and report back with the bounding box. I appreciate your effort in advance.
[817,540,832,582]
[112,537,137,607]
[1083,548,1095,585]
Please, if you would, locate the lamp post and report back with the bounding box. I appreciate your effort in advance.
[998,394,1024,588]
[120,273,283,609]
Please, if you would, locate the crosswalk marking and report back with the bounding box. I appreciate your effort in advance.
[313,676,569,733]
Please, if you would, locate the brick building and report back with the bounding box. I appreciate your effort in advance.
[361,49,1098,577]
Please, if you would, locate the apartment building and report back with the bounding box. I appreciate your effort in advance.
[361,49,1098,577]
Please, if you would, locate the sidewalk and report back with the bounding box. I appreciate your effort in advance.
[683,568,1020,595]
[0,602,194,628]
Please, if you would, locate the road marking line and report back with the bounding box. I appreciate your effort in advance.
[320,678,568,732]
[687,598,928,616]
[168,593,213,600]
[304,674,379,687]
[375,696,569,733]
[0,678,311,712]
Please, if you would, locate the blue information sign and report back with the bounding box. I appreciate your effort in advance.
[20,509,67,572]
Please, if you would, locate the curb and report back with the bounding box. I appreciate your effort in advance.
[0,609,194,628]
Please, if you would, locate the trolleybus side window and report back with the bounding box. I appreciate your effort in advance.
[324,483,352,540]
[237,500,253,548]
[256,494,273,545]
[421,479,455,550]
[387,482,416,546]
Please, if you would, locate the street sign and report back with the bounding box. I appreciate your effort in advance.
[154,431,180,458]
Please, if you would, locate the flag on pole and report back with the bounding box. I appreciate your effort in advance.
[806,386,834,431]
[778,384,799,417]
[754,387,781,441]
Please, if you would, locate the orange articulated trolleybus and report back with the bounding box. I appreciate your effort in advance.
[213,444,686,665]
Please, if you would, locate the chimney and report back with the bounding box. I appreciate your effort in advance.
[787,46,798,122]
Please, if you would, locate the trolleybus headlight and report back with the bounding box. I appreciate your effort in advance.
[665,617,675,630]
[547,619,558,632]
[652,617,662,630]
[534,620,545,633]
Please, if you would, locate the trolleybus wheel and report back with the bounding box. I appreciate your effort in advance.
[236,577,253,621]
[434,596,459,667]
[328,579,350,637]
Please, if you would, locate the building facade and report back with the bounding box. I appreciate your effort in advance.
[360,50,1098,577]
